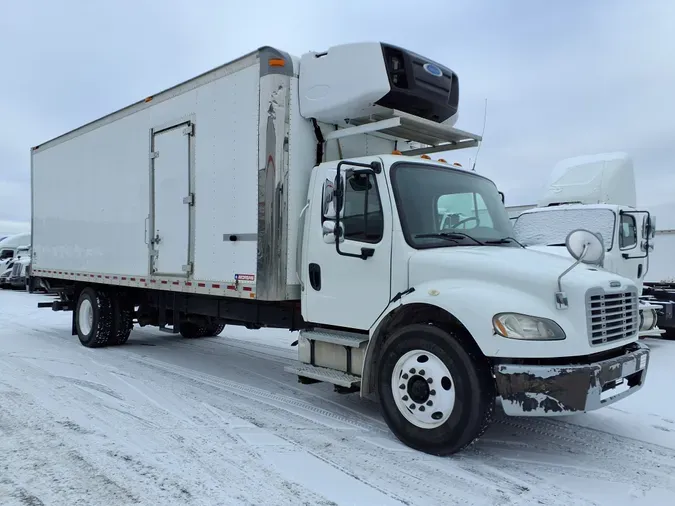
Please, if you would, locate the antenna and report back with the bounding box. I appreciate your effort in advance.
[471,98,488,172]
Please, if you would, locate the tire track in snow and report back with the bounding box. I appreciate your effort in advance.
[124,356,560,505]
[7,312,675,504]
[0,377,142,505]
[479,416,675,495]
[129,355,378,432]
[0,352,347,505]
[134,335,675,500]
[147,336,391,430]
[146,330,297,362]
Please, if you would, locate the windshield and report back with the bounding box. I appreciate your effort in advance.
[390,162,515,248]
[513,208,616,250]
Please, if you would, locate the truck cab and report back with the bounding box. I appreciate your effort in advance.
[294,146,649,454]
[510,153,660,337]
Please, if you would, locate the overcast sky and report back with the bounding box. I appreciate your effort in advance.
[1,0,674,236]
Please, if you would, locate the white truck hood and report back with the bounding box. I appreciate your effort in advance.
[406,245,639,357]
[525,244,570,259]
[408,245,622,292]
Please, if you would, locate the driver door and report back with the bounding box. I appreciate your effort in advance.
[302,159,393,331]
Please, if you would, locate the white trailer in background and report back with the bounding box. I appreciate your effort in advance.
[507,153,665,337]
[31,42,650,455]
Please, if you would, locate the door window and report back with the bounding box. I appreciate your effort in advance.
[619,214,637,249]
[340,172,384,244]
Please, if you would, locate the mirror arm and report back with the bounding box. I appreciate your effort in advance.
[558,244,587,294]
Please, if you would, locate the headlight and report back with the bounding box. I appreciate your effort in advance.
[640,308,657,331]
[493,313,566,341]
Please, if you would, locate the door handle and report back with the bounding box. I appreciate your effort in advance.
[308,263,321,291]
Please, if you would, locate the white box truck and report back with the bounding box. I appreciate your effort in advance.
[31,42,650,455]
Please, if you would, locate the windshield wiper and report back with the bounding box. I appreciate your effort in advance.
[546,242,565,247]
[484,237,525,248]
[415,232,484,246]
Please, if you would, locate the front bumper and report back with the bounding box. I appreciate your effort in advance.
[9,276,26,288]
[494,342,650,416]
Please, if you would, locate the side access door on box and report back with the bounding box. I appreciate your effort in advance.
[149,119,195,277]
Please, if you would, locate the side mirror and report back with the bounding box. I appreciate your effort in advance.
[498,191,505,204]
[322,220,344,244]
[643,215,656,239]
[565,229,605,265]
[322,170,345,220]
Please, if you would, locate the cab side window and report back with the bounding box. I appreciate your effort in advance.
[619,214,637,249]
[341,173,384,243]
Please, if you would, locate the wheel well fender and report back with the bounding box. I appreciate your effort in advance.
[361,301,486,397]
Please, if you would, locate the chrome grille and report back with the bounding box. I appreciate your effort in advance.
[586,287,639,346]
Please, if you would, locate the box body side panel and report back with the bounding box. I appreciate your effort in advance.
[194,64,260,283]
[32,58,261,287]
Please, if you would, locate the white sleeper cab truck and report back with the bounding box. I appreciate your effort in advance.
[31,43,650,455]
[510,153,662,338]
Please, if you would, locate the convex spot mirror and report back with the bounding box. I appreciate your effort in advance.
[643,215,656,239]
[322,221,344,244]
[321,170,346,220]
[565,229,605,265]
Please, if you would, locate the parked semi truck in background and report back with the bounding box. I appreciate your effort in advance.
[507,153,667,338]
[31,42,650,455]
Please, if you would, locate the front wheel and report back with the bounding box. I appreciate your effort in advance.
[377,324,495,455]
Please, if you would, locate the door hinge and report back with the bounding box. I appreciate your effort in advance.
[182,262,193,274]
[183,193,194,205]
[150,151,159,159]
[183,123,194,136]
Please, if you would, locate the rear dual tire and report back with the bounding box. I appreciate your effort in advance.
[377,324,495,456]
[75,287,133,348]
[179,321,225,339]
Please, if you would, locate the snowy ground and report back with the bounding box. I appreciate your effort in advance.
[1,290,674,506]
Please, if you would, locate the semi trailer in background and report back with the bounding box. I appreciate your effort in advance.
[507,153,672,338]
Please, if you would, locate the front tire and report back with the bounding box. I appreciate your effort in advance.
[377,323,495,456]
[75,287,113,348]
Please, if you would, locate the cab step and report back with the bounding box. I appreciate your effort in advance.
[284,364,361,388]
[301,329,368,347]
